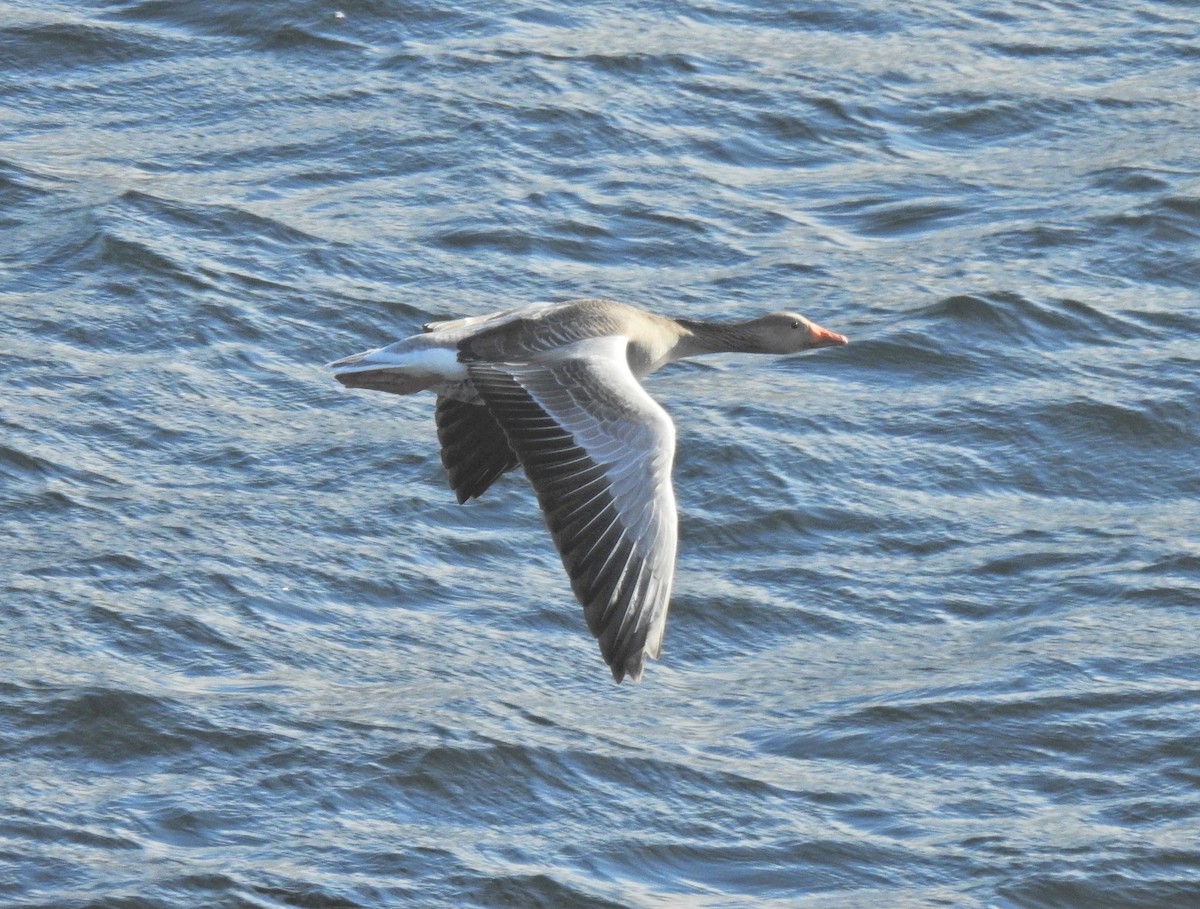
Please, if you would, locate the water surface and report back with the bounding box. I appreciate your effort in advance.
[3,1,1200,906]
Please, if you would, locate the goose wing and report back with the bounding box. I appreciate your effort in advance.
[468,336,678,683]
[434,396,520,503]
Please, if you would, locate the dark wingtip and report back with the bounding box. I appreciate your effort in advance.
[434,396,520,504]
[609,658,645,684]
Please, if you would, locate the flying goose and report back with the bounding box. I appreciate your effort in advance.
[330,298,847,682]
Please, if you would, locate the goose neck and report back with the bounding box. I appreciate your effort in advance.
[673,317,767,357]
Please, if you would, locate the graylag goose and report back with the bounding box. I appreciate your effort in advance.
[330,298,847,683]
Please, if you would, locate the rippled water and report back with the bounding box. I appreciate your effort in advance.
[4,1,1200,906]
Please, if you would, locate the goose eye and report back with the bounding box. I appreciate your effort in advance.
[790,321,801,329]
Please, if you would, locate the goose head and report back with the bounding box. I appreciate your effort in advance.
[744,312,849,354]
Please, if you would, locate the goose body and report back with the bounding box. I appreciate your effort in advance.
[330,298,847,682]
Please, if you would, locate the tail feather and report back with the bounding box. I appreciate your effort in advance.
[333,369,434,396]
[329,337,466,397]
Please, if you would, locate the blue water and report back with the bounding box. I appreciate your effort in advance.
[3,1,1200,906]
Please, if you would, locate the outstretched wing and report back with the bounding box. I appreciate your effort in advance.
[469,337,678,683]
[434,396,521,503]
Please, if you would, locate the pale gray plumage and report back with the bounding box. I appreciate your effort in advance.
[330,298,847,682]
